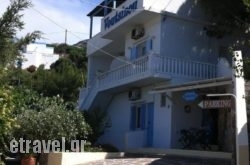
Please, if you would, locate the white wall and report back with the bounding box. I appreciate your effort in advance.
[87,55,113,86]
[99,85,173,150]
[217,58,231,77]
[143,0,186,14]
[153,92,172,148]
[160,16,219,63]
[98,92,131,150]
[87,33,112,56]
[25,43,54,54]
[22,43,59,69]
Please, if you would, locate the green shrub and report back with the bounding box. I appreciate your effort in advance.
[14,95,91,143]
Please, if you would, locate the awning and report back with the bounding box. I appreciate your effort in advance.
[149,77,232,94]
[87,0,127,17]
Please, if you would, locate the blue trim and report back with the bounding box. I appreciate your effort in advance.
[150,39,153,50]
[130,106,136,130]
[147,102,154,147]
[130,47,137,60]
[146,39,153,53]
[141,104,146,129]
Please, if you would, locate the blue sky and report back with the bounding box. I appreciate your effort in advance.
[0,0,103,44]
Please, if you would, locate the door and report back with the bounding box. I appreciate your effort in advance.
[147,102,154,147]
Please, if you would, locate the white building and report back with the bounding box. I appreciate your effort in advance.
[21,43,59,69]
[79,0,248,153]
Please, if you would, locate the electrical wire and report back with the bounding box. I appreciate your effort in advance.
[28,1,245,67]
[43,31,65,35]
[67,30,133,65]
[30,6,134,66]
[31,7,66,30]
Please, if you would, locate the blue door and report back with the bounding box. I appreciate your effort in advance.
[147,103,154,147]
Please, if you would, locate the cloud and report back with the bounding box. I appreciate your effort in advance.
[1,0,103,45]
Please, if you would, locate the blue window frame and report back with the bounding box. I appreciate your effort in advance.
[130,39,153,60]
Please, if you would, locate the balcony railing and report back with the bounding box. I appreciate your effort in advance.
[79,54,217,110]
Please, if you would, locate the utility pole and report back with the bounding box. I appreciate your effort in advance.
[206,51,249,165]
[233,51,249,165]
[65,29,67,45]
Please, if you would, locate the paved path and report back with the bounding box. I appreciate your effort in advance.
[82,156,231,165]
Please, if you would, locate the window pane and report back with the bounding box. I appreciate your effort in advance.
[136,41,147,58]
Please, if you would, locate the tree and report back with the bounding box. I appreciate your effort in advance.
[0,0,41,154]
[0,0,41,67]
[198,0,250,38]
[83,108,108,144]
[8,44,87,103]
[0,86,17,153]
[197,0,250,79]
[32,59,84,102]
[51,43,87,71]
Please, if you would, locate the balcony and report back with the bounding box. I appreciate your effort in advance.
[79,54,217,110]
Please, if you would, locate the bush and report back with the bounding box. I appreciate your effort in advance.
[83,108,107,144]
[0,86,17,153]
[14,95,91,144]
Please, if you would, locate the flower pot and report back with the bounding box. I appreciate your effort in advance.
[21,156,36,165]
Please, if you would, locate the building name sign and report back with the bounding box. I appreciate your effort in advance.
[104,1,138,30]
[182,91,198,101]
[198,99,232,109]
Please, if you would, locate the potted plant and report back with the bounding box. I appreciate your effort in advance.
[21,153,36,165]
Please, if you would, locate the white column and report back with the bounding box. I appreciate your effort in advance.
[233,51,249,165]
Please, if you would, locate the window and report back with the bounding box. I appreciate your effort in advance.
[130,39,153,60]
[135,107,141,129]
[160,93,166,107]
[136,42,147,58]
[130,104,146,130]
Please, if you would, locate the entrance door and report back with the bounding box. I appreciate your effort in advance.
[147,103,154,147]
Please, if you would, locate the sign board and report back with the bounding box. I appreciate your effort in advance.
[104,1,138,30]
[182,91,198,101]
[198,99,231,109]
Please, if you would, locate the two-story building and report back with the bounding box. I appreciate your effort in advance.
[79,0,244,152]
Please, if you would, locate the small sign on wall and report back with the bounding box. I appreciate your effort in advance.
[198,99,231,109]
[182,91,198,101]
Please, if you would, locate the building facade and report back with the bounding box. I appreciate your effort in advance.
[21,43,59,69]
[79,0,244,152]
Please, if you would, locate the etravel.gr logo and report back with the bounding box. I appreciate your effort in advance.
[9,137,86,153]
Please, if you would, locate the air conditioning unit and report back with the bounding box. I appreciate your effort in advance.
[131,27,144,40]
[128,88,141,101]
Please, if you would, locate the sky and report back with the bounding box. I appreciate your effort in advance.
[0,0,103,45]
